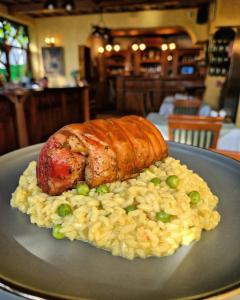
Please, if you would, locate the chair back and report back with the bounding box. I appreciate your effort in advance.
[173,99,202,115]
[168,115,223,149]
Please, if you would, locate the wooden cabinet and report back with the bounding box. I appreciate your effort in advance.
[0,87,91,155]
[175,48,201,78]
[99,50,131,80]
[0,95,18,155]
[116,76,205,116]
[97,46,202,80]
[116,76,163,116]
[96,44,204,112]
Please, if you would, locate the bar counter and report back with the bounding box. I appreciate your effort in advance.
[0,86,90,155]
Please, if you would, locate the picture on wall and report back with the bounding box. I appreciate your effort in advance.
[42,47,65,75]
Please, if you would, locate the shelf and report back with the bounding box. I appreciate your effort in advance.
[141,59,161,64]
[178,61,197,66]
[106,62,125,67]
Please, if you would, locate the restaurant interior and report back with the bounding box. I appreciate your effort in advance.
[0,0,240,160]
[1,2,240,300]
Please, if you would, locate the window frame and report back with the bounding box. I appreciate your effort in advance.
[0,16,31,82]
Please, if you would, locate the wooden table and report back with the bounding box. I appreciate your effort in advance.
[206,287,240,299]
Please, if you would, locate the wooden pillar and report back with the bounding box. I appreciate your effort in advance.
[82,87,90,121]
[6,92,29,148]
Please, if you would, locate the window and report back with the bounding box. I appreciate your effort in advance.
[0,17,30,83]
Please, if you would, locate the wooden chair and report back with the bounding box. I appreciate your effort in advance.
[168,115,224,149]
[173,99,202,115]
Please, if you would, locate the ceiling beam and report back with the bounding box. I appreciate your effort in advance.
[8,0,97,15]
[6,0,212,16]
[97,0,211,9]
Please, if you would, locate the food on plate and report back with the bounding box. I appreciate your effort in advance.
[36,115,168,196]
[11,156,220,260]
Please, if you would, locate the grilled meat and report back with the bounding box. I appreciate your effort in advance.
[37,115,168,195]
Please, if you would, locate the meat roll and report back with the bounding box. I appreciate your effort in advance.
[37,115,168,195]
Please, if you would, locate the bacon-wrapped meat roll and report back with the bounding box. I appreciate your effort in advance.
[37,115,168,195]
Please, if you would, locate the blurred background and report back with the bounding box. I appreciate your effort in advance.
[0,0,240,157]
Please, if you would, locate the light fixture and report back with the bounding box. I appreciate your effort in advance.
[44,0,56,10]
[161,43,168,51]
[91,13,111,41]
[92,25,101,37]
[105,44,112,52]
[139,43,146,51]
[45,36,55,46]
[102,27,111,40]
[63,0,75,11]
[132,43,139,51]
[169,42,176,50]
[167,55,173,62]
[98,46,105,54]
[113,44,120,52]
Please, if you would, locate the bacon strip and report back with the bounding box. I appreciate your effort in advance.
[36,115,168,195]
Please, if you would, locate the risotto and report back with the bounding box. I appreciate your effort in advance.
[11,157,220,260]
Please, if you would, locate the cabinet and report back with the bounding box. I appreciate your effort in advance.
[175,48,201,78]
[98,46,202,80]
[99,50,131,80]
[96,44,204,112]
[208,28,235,77]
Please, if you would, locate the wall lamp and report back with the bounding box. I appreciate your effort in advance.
[45,37,56,46]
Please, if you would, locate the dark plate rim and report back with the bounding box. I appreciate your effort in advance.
[0,142,240,300]
[1,272,240,300]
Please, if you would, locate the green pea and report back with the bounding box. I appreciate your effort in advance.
[52,224,65,239]
[166,175,179,188]
[57,203,72,217]
[188,191,201,205]
[156,210,172,223]
[150,177,161,185]
[96,184,109,194]
[76,182,90,196]
[125,204,137,214]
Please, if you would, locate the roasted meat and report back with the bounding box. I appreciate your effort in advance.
[37,115,168,195]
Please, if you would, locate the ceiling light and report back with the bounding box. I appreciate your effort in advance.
[167,55,173,61]
[139,43,146,51]
[169,42,176,50]
[132,43,139,51]
[44,0,56,10]
[63,0,75,12]
[113,44,120,52]
[91,25,101,37]
[105,44,112,52]
[102,27,111,40]
[98,46,105,54]
[161,43,168,51]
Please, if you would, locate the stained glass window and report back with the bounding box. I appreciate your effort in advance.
[0,17,30,82]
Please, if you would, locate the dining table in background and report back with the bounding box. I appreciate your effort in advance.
[147,112,240,152]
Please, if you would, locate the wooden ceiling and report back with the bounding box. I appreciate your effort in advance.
[1,0,212,18]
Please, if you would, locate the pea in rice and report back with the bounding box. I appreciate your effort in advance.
[11,157,220,260]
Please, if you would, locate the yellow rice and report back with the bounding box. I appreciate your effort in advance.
[11,157,220,260]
